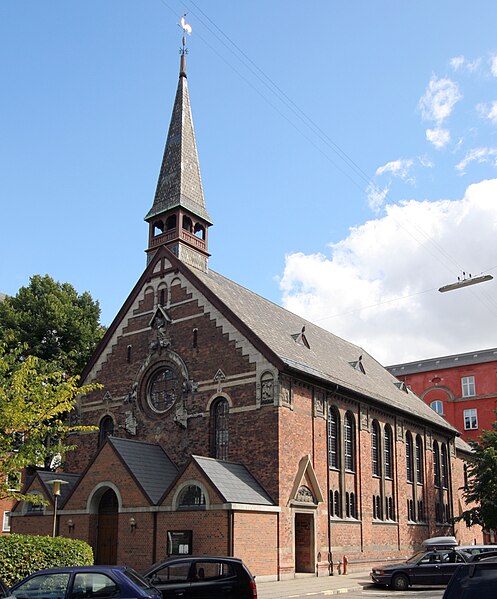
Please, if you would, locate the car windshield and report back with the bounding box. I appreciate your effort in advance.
[123,569,157,592]
[405,551,427,564]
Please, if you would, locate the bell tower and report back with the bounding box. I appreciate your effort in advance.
[145,21,212,272]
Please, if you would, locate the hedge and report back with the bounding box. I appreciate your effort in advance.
[0,534,94,586]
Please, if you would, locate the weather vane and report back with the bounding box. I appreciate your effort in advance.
[179,15,192,55]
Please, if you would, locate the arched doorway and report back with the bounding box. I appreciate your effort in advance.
[96,489,118,564]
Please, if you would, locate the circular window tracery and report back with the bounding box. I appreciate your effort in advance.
[147,366,179,413]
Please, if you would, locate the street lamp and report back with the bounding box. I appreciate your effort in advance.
[439,273,493,293]
[47,479,68,538]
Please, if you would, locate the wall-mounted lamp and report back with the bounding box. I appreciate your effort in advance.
[67,519,75,532]
[129,516,137,531]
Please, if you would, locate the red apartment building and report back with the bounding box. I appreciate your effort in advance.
[387,347,497,443]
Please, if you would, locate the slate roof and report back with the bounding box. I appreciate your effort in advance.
[145,55,212,224]
[387,346,497,376]
[38,471,80,507]
[192,267,457,435]
[193,456,274,506]
[455,436,473,455]
[109,437,178,504]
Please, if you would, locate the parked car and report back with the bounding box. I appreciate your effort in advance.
[442,555,497,598]
[371,540,471,591]
[0,579,13,599]
[458,544,497,557]
[9,566,162,599]
[143,555,257,599]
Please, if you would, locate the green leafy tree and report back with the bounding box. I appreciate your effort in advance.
[0,347,99,502]
[459,421,497,532]
[0,274,105,375]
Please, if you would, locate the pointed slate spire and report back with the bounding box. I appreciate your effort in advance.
[145,53,212,225]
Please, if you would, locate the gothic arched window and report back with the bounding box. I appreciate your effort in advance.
[371,420,380,476]
[384,425,393,479]
[344,413,355,472]
[406,432,414,483]
[99,415,114,448]
[441,443,449,489]
[415,435,424,484]
[433,441,441,487]
[211,397,229,460]
[327,408,340,469]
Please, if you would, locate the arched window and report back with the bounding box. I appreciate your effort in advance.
[349,492,356,519]
[177,484,206,510]
[415,435,424,484]
[384,425,393,479]
[327,408,340,469]
[430,400,443,414]
[182,216,193,232]
[153,220,164,236]
[371,420,380,476]
[165,215,177,230]
[406,433,414,483]
[148,366,179,413]
[333,490,341,517]
[26,492,44,514]
[98,416,114,448]
[211,398,229,460]
[194,223,205,240]
[433,441,441,487]
[344,413,355,472]
[441,444,449,488]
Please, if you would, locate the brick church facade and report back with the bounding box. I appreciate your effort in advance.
[11,49,480,579]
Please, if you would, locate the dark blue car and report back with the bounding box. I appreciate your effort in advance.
[10,566,161,599]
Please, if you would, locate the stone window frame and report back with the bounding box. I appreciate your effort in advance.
[210,396,230,461]
[327,407,340,470]
[98,415,114,448]
[371,420,380,477]
[174,481,210,511]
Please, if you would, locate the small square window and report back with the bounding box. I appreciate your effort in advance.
[464,408,478,430]
[461,376,475,398]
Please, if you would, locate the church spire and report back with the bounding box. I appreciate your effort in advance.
[145,18,212,272]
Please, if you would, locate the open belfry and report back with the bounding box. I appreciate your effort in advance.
[12,25,478,579]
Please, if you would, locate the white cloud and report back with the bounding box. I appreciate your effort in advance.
[366,183,389,211]
[477,101,497,125]
[450,56,465,71]
[418,76,462,123]
[376,158,414,179]
[426,127,451,150]
[456,147,497,174]
[279,178,497,365]
[490,55,497,77]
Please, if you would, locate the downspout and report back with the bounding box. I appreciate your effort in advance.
[152,510,158,563]
[327,384,338,575]
[228,509,233,556]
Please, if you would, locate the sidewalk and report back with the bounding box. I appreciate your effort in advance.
[257,570,372,598]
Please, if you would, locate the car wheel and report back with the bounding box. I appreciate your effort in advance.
[391,573,409,591]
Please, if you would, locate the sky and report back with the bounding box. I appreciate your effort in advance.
[1,1,497,365]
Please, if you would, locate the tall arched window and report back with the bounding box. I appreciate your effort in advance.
[99,415,114,448]
[327,408,340,469]
[406,433,414,483]
[344,413,355,472]
[415,435,424,484]
[433,441,441,487]
[384,425,393,479]
[371,420,380,476]
[211,398,229,460]
[441,444,449,488]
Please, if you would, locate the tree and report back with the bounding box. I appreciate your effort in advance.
[0,275,105,375]
[0,347,99,502]
[459,420,497,532]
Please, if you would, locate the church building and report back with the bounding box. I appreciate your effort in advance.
[11,44,479,579]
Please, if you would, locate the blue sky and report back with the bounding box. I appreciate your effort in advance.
[2,1,497,364]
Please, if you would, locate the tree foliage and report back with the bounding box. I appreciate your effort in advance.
[0,274,105,375]
[460,420,497,532]
[0,347,99,502]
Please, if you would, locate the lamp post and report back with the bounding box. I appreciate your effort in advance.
[47,479,68,538]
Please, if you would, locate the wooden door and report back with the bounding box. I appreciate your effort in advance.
[96,489,118,564]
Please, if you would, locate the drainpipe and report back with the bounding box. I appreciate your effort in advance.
[152,510,158,563]
[227,509,234,556]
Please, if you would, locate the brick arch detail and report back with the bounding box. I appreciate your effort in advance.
[206,392,233,411]
[420,386,454,401]
[87,482,123,514]
[171,479,211,510]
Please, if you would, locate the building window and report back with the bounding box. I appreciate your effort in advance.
[26,493,44,514]
[148,366,179,413]
[417,500,426,522]
[327,408,340,469]
[464,408,478,430]
[371,420,380,477]
[345,492,356,518]
[406,433,414,483]
[211,397,229,460]
[98,416,114,448]
[2,511,11,532]
[407,499,415,521]
[441,444,449,488]
[430,400,443,414]
[433,441,441,487]
[177,485,206,510]
[333,490,341,518]
[415,435,424,484]
[384,425,393,479]
[386,497,395,520]
[373,495,382,520]
[461,376,475,398]
[344,413,355,472]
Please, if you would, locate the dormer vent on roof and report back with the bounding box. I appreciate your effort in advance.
[348,355,366,374]
[394,381,409,393]
[291,326,310,349]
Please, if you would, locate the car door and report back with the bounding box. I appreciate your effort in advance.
[11,572,72,599]
[145,562,192,599]
[413,551,447,585]
[188,560,241,599]
[436,550,466,584]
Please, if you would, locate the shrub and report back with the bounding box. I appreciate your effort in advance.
[0,534,93,586]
